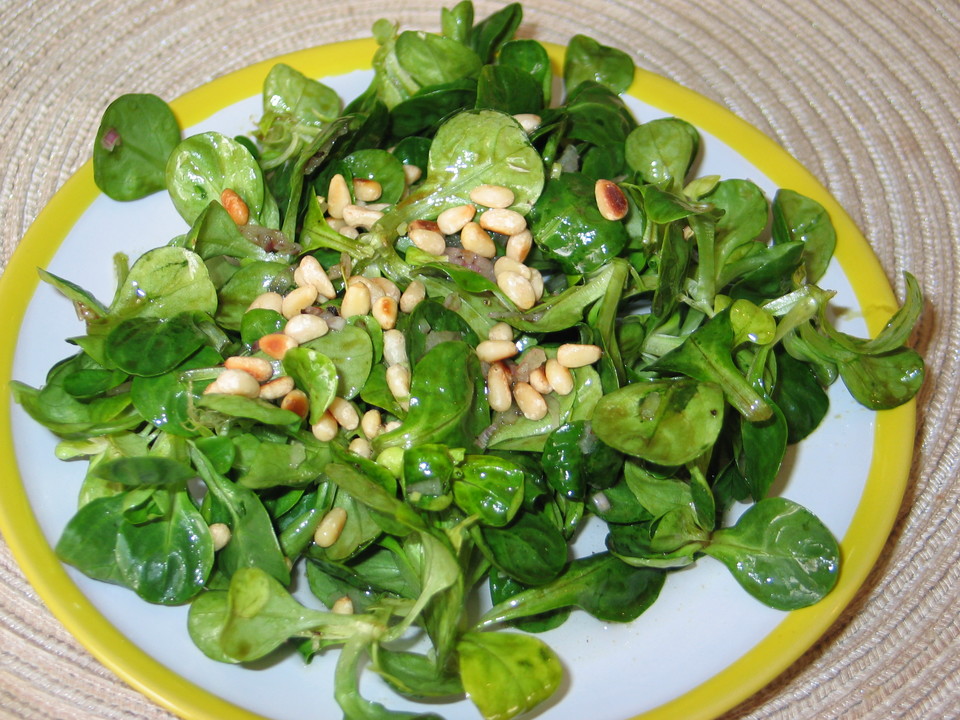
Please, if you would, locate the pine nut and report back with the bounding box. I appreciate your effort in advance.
[486,361,513,412]
[353,178,382,202]
[372,296,399,330]
[556,343,603,368]
[383,329,408,366]
[329,396,359,430]
[403,164,422,185]
[326,217,346,230]
[513,113,541,133]
[494,256,532,279]
[340,282,371,318]
[281,285,319,319]
[399,280,426,313]
[595,179,629,221]
[224,356,273,383]
[383,420,402,433]
[505,230,533,263]
[488,322,514,342]
[205,368,260,398]
[349,437,373,459]
[220,189,249,225]
[342,204,383,229]
[339,225,360,239]
[209,522,232,551]
[370,277,401,302]
[437,204,476,235]
[360,408,382,439]
[284,313,329,344]
[529,365,552,395]
[386,364,411,402]
[327,174,351,219]
[259,375,295,400]
[409,227,446,255]
[497,271,537,310]
[476,339,519,364]
[348,275,384,303]
[311,410,339,441]
[314,507,348,547]
[248,291,283,314]
[479,208,527,236]
[280,388,309,419]
[295,255,336,300]
[258,332,298,360]
[469,184,515,209]
[408,219,441,233]
[545,358,574,396]
[529,267,544,300]
[513,381,548,420]
[460,222,497,258]
[331,595,354,615]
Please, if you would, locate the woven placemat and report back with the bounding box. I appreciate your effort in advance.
[1,1,956,718]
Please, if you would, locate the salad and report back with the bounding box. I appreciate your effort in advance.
[12,3,924,719]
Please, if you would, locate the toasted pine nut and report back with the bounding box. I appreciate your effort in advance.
[409,227,446,255]
[487,361,513,412]
[408,219,441,233]
[224,356,273,383]
[327,174,351,219]
[476,339,519,364]
[353,178,382,202]
[506,230,533,263]
[259,375,295,400]
[209,522,232,551]
[258,332,298,360]
[295,255,336,300]
[205,368,260,398]
[403,164,422,185]
[349,437,373,459]
[493,256,532,279]
[248,291,283,314]
[361,408,383,440]
[331,595,354,615]
[314,507,348,547]
[280,388,309,419]
[488,322,514,342]
[284,313,329,344]
[479,208,527,236]
[370,277,401,302]
[513,113,541,133]
[220,189,249,225]
[595,179,629,221]
[556,343,603,368]
[329,397,359,430]
[311,410,339,441]
[342,204,383,229]
[514,381,547,420]
[497,271,537,310]
[386,364,411,402]
[340,283,371,318]
[529,365,552,395]
[437,204,476,235]
[281,285,319,319]
[460,222,497,258]
[469,184,515,209]
[545,358,574,396]
[372,296,399,330]
[399,280,426,313]
[383,329,408,366]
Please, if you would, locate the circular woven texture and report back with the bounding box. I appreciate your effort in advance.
[1,1,957,718]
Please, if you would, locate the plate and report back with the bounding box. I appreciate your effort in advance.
[0,38,916,720]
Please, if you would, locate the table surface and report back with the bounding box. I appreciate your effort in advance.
[1,1,957,719]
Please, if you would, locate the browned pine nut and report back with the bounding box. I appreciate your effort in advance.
[224,356,273,383]
[314,507,348,547]
[258,333,299,360]
[340,282,371,318]
[595,179,629,221]
[437,204,476,235]
[486,361,513,412]
[372,296,399,330]
[248,291,283,314]
[513,381,548,420]
[281,285,319,319]
[469,184,515,209]
[505,230,533,263]
[479,208,527,236]
[280,389,310,419]
[399,280,426,313]
[327,174,351,220]
[545,358,574,396]
[408,219,441,234]
[556,343,603,368]
[497,271,537,310]
[220,189,249,225]
[259,375,295,400]
[476,339,519,364]
[284,313,329,344]
[409,227,446,255]
[353,178,382,202]
[460,222,497,258]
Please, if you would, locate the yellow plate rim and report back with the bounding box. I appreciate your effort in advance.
[0,36,916,720]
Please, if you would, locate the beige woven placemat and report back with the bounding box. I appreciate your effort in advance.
[1,0,956,718]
